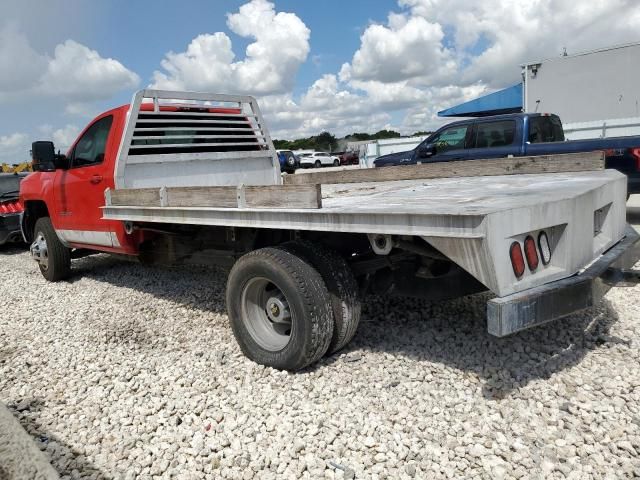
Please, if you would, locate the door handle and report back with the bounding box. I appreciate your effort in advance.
[90,175,103,184]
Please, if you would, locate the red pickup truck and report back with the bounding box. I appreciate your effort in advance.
[18,89,640,371]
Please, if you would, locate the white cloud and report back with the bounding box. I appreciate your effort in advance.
[0,133,28,149]
[0,132,30,163]
[399,0,640,87]
[151,0,310,95]
[0,25,47,93]
[38,123,81,151]
[39,40,140,102]
[0,31,139,105]
[341,14,456,86]
[260,76,398,139]
[52,124,81,151]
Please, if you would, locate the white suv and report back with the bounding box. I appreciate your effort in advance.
[299,152,340,168]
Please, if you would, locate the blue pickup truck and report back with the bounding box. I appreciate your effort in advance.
[374,113,640,194]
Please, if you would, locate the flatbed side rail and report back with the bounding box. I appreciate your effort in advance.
[284,151,605,186]
[106,184,322,210]
[114,89,280,190]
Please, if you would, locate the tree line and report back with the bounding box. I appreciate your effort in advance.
[273,129,432,152]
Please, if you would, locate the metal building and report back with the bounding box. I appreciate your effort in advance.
[522,42,640,139]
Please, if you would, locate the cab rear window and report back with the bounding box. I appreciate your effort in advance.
[528,116,565,143]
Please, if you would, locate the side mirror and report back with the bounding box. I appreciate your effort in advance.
[418,144,436,158]
[31,141,56,172]
[54,154,69,170]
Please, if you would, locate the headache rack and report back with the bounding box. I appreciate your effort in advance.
[114,89,281,189]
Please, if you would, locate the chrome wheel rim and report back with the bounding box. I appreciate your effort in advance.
[30,232,49,270]
[241,277,292,351]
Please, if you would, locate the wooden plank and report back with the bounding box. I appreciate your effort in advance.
[244,185,321,209]
[110,184,322,209]
[109,188,160,207]
[167,186,237,208]
[283,151,606,186]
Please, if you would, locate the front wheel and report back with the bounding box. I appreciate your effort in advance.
[226,248,334,370]
[31,217,71,282]
[314,160,322,168]
[333,159,340,166]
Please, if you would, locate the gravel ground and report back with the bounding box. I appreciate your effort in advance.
[1,246,640,480]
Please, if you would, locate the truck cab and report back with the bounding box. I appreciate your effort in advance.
[20,106,132,255]
[20,100,264,260]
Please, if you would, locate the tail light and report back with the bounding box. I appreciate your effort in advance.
[509,242,525,278]
[630,148,640,171]
[538,231,551,265]
[0,199,22,214]
[523,235,539,271]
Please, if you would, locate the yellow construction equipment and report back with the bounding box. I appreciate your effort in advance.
[1,162,32,174]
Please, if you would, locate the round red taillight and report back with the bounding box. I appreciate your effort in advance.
[509,241,525,278]
[523,235,539,271]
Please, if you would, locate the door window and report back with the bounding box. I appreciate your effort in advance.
[429,125,469,153]
[71,116,113,168]
[474,120,516,148]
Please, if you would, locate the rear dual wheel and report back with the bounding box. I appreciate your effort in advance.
[227,247,333,370]
[279,240,361,355]
[226,244,361,370]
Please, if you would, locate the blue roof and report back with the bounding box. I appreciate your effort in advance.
[438,83,523,117]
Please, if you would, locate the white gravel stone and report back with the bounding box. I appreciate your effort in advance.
[1,248,640,479]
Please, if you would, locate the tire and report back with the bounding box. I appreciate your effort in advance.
[333,159,340,166]
[279,241,361,354]
[314,160,322,168]
[226,248,334,370]
[32,217,71,282]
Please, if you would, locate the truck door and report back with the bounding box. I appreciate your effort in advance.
[426,123,472,162]
[53,114,118,247]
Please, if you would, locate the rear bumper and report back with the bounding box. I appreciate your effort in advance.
[487,225,640,336]
[0,213,23,245]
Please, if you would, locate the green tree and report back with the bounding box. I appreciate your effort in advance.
[410,131,433,137]
[371,130,401,140]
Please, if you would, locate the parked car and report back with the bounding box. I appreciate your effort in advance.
[337,150,360,165]
[276,149,298,173]
[298,152,340,168]
[373,113,640,194]
[0,173,27,245]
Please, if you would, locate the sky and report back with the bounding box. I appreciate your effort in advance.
[1,0,639,163]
